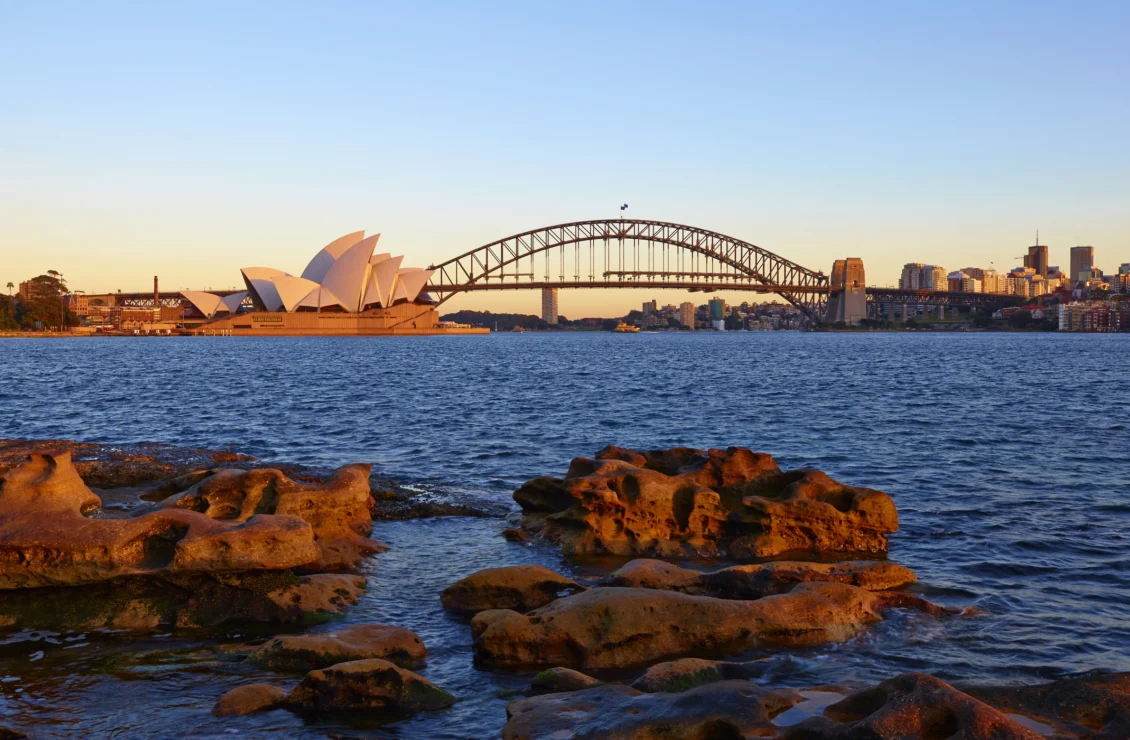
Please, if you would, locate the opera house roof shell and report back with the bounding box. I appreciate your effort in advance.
[181,232,435,319]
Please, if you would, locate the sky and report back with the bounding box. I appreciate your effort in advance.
[1,1,1127,316]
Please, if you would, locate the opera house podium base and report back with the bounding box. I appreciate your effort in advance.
[192,305,488,337]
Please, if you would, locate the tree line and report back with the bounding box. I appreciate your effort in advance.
[0,272,80,331]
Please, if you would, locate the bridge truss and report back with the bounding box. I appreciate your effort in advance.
[426,219,831,323]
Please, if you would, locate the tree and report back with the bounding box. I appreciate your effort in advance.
[15,272,77,329]
[971,312,994,328]
[5,282,12,296]
[1007,310,1033,329]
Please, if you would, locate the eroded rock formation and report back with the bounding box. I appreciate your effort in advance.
[214,658,454,717]
[599,558,917,599]
[472,582,947,670]
[0,452,320,589]
[248,624,426,671]
[0,572,366,630]
[513,446,898,558]
[152,463,383,571]
[441,565,585,616]
[783,672,1043,739]
[285,658,454,714]
[503,681,803,740]
[966,672,1130,740]
[0,451,375,629]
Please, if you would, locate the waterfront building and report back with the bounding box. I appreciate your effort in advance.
[1070,246,1095,282]
[708,297,726,330]
[178,232,484,336]
[541,287,559,325]
[1059,301,1123,332]
[678,301,695,329]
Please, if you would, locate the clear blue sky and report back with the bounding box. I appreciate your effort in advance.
[2,1,1127,315]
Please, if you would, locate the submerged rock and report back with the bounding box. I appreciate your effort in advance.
[503,680,803,740]
[0,572,366,630]
[249,624,426,671]
[211,683,288,716]
[472,583,947,670]
[600,558,917,599]
[285,658,455,714]
[783,672,1042,739]
[630,656,773,693]
[441,565,585,616]
[529,666,604,695]
[513,446,898,559]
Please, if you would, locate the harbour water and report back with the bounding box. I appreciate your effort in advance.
[1,332,1128,737]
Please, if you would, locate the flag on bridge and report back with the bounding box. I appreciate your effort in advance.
[620,204,628,211]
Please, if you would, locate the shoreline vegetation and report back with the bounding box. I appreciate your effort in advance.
[0,438,1126,738]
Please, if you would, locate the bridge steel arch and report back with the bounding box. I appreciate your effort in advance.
[425,219,830,322]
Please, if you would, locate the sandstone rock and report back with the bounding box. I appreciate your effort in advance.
[514,446,898,558]
[630,656,773,693]
[285,658,454,714]
[529,666,604,694]
[503,680,803,740]
[502,527,532,542]
[596,444,781,505]
[0,453,321,590]
[967,671,1130,739]
[0,572,365,630]
[211,683,287,716]
[783,672,1042,739]
[600,558,917,599]
[156,463,383,571]
[472,582,947,670]
[249,624,425,671]
[733,468,898,559]
[441,565,585,616]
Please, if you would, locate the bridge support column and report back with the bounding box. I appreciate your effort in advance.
[887,303,895,322]
[937,305,945,320]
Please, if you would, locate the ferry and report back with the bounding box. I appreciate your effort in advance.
[612,321,640,333]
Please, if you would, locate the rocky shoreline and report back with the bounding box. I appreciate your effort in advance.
[0,441,1126,738]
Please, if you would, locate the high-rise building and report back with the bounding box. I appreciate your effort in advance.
[1070,246,1095,283]
[678,302,695,329]
[642,300,657,316]
[1023,245,1049,276]
[923,265,947,291]
[898,263,925,290]
[540,287,559,325]
[708,297,726,330]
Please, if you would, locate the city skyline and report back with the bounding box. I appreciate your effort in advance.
[2,2,1128,315]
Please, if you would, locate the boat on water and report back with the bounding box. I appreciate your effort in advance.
[612,321,640,333]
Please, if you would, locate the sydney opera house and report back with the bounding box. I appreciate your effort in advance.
[181,232,484,336]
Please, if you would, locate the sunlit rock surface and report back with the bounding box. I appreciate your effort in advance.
[599,558,917,599]
[441,564,585,616]
[248,623,426,671]
[472,582,946,670]
[514,446,898,558]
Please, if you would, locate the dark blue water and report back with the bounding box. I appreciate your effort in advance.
[1,333,1128,738]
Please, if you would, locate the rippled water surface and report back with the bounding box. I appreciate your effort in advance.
[1,332,1128,737]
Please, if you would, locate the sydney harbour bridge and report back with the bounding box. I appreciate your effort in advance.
[109,218,1017,325]
[423,218,1016,324]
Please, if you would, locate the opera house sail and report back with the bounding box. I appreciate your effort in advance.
[178,232,484,336]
